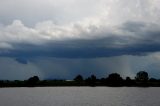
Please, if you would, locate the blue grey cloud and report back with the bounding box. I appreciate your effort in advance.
[1,53,160,80]
[0,21,159,59]
[15,58,28,64]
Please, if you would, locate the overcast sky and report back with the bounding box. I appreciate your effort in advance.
[0,0,160,80]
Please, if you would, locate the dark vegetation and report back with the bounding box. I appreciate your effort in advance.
[0,71,160,87]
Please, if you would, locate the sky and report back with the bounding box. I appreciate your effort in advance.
[0,0,160,80]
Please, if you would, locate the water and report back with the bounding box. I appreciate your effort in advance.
[0,87,159,106]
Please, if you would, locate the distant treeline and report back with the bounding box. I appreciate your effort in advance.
[0,71,160,87]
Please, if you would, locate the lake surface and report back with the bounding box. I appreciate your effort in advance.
[0,87,160,106]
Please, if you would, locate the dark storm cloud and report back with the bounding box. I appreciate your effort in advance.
[0,0,159,59]
[0,21,160,58]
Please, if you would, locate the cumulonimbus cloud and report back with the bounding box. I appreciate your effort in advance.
[0,20,160,58]
[0,0,160,58]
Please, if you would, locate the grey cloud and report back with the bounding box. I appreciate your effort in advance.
[0,57,43,80]
[25,53,160,79]
[0,0,160,80]
[15,58,28,64]
[1,53,160,80]
[0,0,159,26]
[120,21,146,33]
[0,21,160,58]
[0,0,102,26]
[0,0,159,53]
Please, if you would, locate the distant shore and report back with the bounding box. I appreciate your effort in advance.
[1,78,160,87]
[1,71,160,87]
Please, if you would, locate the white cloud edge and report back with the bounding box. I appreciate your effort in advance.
[0,0,159,49]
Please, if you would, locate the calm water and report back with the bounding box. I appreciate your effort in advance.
[0,87,160,106]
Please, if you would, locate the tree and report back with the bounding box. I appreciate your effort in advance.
[135,71,149,81]
[126,77,131,81]
[85,74,97,86]
[106,73,123,86]
[149,78,157,82]
[91,74,97,82]
[74,75,83,82]
[125,76,134,86]
[107,73,123,82]
[27,76,40,86]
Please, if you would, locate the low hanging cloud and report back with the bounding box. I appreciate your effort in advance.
[0,20,160,58]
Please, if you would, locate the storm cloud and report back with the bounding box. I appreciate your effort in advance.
[0,21,160,58]
[0,0,160,79]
